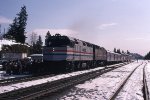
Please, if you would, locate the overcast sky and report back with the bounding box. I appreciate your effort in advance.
[0,0,150,56]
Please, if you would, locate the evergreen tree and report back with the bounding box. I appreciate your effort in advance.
[16,5,28,43]
[114,48,116,53]
[3,17,18,40]
[122,50,124,54]
[37,35,43,47]
[30,35,43,54]
[45,31,51,46]
[144,52,150,60]
[35,35,43,53]
[45,31,51,39]
[127,50,130,54]
[3,5,28,43]
[117,49,121,54]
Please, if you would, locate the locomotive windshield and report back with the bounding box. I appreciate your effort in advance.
[45,35,73,47]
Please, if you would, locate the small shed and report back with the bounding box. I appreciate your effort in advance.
[1,41,29,60]
[2,53,27,60]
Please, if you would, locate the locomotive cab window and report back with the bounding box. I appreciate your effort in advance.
[74,39,78,44]
[83,42,86,46]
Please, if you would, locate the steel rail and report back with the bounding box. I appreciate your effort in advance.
[0,62,129,100]
[0,74,54,86]
[109,62,143,100]
[143,63,149,100]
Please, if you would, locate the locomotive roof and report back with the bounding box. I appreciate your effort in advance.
[67,36,106,48]
[67,36,94,46]
[30,54,43,57]
[50,34,106,49]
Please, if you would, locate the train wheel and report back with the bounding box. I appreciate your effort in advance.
[77,62,81,70]
[66,62,71,72]
[93,61,97,68]
[74,62,78,70]
[71,62,75,71]
[86,62,90,69]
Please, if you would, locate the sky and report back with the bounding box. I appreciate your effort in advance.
[0,0,150,56]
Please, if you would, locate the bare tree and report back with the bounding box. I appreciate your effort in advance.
[30,32,37,46]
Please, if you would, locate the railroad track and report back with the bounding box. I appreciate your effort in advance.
[143,63,149,100]
[0,62,129,86]
[0,74,54,86]
[109,62,148,100]
[0,62,129,100]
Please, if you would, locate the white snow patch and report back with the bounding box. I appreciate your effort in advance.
[0,39,19,50]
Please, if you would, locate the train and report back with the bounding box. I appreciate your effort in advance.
[40,33,132,73]
[2,33,132,74]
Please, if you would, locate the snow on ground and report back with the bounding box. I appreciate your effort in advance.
[145,60,150,98]
[44,61,141,100]
[115,61,145,100]
[0,62,130,94]
[0,61,140,97]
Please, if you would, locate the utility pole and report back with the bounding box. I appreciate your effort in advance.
[0,24,1,34]
[3,28,5,40]
[3,28,5,34]
[0,24,1,41]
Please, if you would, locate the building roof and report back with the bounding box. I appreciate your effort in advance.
[30,54,43,57]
